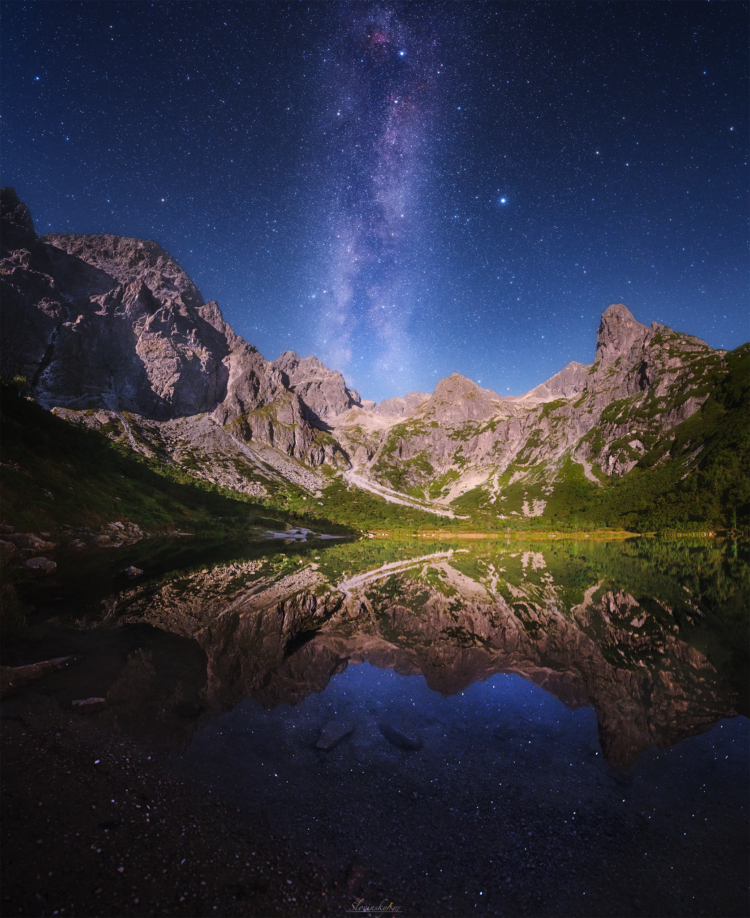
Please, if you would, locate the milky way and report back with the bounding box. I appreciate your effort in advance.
[312,4,444,391]
[2,1,747,402]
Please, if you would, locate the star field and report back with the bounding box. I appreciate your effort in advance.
[2,1,747,401]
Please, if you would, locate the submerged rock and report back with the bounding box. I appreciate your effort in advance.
[71,697,107,713]
[378,723,422,751]
[316,720,355,750]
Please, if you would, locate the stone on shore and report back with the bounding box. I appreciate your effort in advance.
[24,557,57,575]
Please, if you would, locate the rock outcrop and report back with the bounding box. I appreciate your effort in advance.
[0,188,346,484]
[272,351,362,426]
[334,302,728,501]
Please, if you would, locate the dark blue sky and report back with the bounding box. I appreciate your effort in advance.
[2,1,747,401]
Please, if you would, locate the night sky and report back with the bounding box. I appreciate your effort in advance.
[2,1,747,402]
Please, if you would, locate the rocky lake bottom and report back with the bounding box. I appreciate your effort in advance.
[1,536,748,916]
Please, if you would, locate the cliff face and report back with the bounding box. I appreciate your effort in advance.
[272,351,362,426]
[0,188,735,506]
[335,301,729,506]
[0,189,346,483]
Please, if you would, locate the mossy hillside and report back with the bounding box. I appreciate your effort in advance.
[580,350,729,468]
[427,468,460,500]
[370,417,439,492]
[311,479,462,532]
[588,343,750,531]
[448,345,748,532]
[452,459,598,528]
[371,450,435,493]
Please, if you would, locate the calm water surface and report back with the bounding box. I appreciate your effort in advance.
[16,535,750,916]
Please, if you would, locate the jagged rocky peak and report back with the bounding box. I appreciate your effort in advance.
[595,303,651,363]
[43,232,205,314]
[521,360,591,402]
[424,373,506,423]
[0,190,350,473]
[274,351,330,383]
[271,350,361,424]
[0,187,36,248]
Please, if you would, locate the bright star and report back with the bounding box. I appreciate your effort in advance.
[499,197,507,204]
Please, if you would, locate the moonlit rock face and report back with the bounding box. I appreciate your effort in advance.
[371,391,430,418]
[0,189,345,470]
[272,350,362,425]
[522,361,590,402]
[595,303,650,363]
[33,232,230,418]
[2,190,731,502]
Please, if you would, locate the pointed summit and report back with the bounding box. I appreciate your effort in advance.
[596,303,649,362]
[271,351,361,424]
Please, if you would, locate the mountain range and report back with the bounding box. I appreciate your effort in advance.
[1,187,747,530]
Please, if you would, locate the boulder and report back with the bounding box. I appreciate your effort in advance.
[24,556,57,575]
[122,566,144,579]
[6,533,56,552]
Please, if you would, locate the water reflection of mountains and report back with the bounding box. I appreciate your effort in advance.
[69,538,749,771]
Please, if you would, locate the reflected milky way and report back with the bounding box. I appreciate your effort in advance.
[5,534,749,917]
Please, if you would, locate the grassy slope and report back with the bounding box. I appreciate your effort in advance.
[0,384,463,538]
[593,343,750,531]
[453,344,750,532]
[3,340,747,539]
[0,385,352,538]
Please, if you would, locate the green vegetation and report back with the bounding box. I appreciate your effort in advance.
[1,343,747,544]
[591,343,750,531]
[312,479,461,532]
[0,383,353,539]
[371,449,434,492]
[450,344,749,533]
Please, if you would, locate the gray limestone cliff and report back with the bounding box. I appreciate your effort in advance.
[0,188,732,505]
[0,188,346,475]
[272,351,362,426]
[334,302,728,502]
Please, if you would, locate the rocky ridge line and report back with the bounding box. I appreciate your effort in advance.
[0,188,732,509]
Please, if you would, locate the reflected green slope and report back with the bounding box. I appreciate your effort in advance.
[15,533,745,769]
